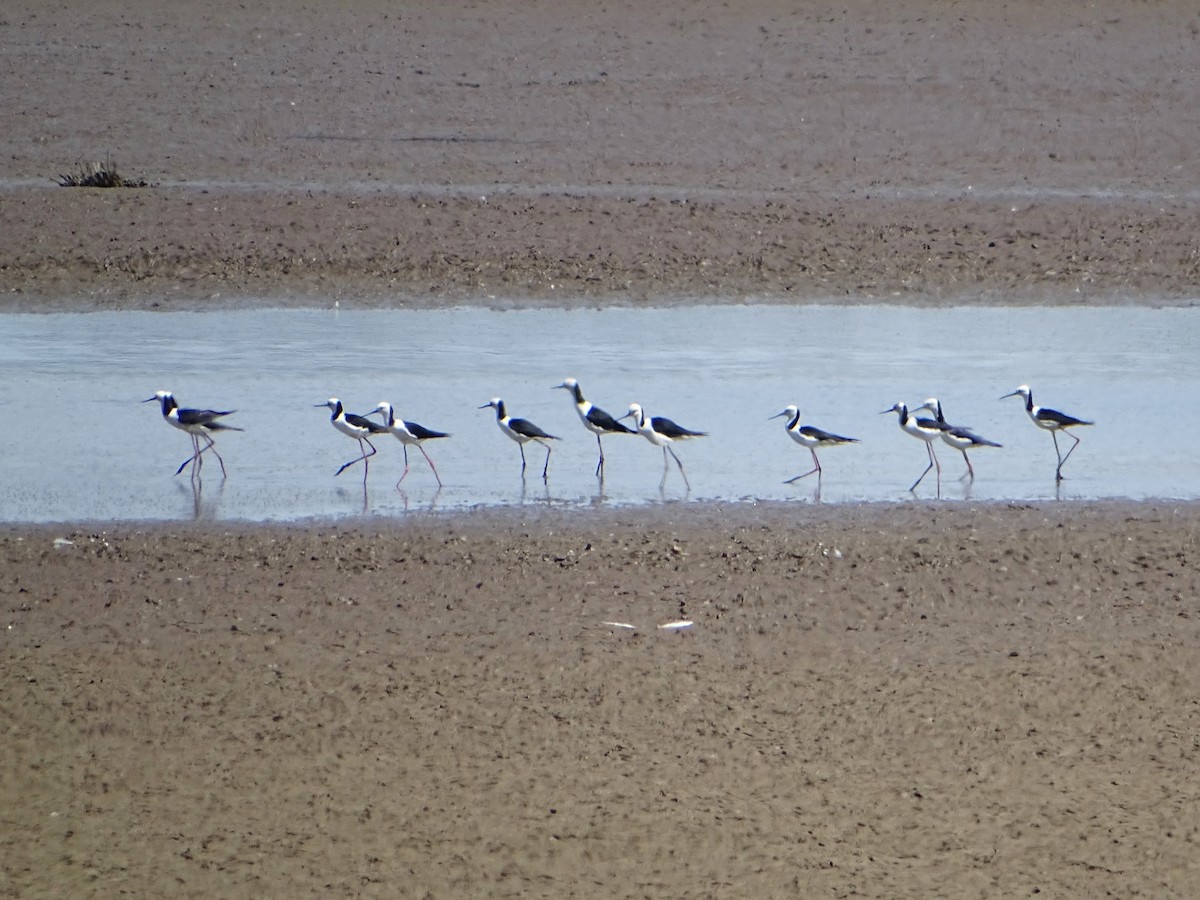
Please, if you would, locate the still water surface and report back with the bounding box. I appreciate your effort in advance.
[2,304,1197,523]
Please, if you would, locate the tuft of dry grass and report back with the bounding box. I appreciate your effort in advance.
[57,158,149,188]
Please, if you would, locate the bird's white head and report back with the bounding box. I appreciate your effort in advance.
[553,377,578,391]
[317,398,340,412]
[770,405,799,421]
[143,389,173,403]
[480,397,503,411]
[881,402,907,417]
[1001,385,1031,401]
[621,403,645,425]
[370,401,394,422]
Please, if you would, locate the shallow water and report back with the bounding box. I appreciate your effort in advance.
[2,304,1197,523]
[9,176,1200,205]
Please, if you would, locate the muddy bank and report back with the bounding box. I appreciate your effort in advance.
[4,502,1200,896]
[2,0,1198,310]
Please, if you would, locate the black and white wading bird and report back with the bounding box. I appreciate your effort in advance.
[143,390,243,479]
[919,397,1002,480]
[769,405,858,483]
[620,402,707,490]
[882,402,945,493]
[368,401,450,488]
[1001,385,1093,481]
[316,398,389,484]
[552,378,635,477]
[480,397,560,479]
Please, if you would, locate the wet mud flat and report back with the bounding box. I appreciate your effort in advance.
[3,0,1200,310]
[4,501,1200,896]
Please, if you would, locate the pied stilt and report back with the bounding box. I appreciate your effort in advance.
[770,405,858,483]
[620,402,706,490]
[1001,385,1093,481]
[316,398,389,484]
[143,390,243,479]
[882,402,944,493]
[480,397,560,479]
[368,401,450,488]
[919,397,1002,480]
[553,378,635,477]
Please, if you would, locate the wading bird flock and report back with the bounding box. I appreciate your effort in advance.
[144,382,1094,492]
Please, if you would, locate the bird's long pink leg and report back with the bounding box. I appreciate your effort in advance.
[417,444,442,487]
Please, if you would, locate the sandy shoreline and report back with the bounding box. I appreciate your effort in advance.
[5,502,1200,896]
[9,187,1200,314]
[6,186,1200,312]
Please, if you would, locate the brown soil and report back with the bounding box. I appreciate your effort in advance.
[2,0,1198,310]
[5,503,1200,897]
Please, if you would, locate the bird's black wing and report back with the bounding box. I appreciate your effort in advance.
[512,418,559,440]
[176,408,235,426]
[346,412,390,434]
[1040,408,1093,428]
[586,406,635,434]
[404,421,450,440]
[800,425,857,444]
[947,425,1001,447]
[651,416,706,439]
